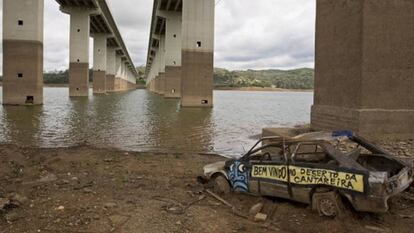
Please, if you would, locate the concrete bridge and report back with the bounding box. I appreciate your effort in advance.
[145,0,214,107]
[2,0,413,137]
[2,0,138,105]
[145,0,414,137]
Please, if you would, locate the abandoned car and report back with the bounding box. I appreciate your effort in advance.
[200,131,414,217]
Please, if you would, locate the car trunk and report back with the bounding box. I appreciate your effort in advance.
[357,154,405,178]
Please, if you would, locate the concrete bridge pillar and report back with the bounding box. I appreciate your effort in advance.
[158,11,182,99]
[2,0,44,105]
[65,8,93,97]
[148,64,156,93]
[92,34,108,94]
[106,46,116,92]
[115,54,122,91]
[158,35,166,95]
[311,0,414,138]
[181,0,214,107]
[153,52,160,94]
[121,61,126,90]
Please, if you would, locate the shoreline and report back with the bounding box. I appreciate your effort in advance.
[214,86,313,92]
[0,83,146,89]
[0,83,312,92]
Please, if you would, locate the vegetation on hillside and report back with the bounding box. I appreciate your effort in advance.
[136,66,146,85]
[1,66,314,90]
[214,68,314,89]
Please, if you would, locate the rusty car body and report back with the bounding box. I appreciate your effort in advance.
[200,131,414,216]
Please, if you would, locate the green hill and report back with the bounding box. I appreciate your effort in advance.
[214,68,314,89]
[1,66,314,90]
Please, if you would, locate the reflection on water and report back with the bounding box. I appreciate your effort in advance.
[0,87,313,156]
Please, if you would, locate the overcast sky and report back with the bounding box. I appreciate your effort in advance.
[0,0,316,72]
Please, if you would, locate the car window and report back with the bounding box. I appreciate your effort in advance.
[249,144,285,162]
[293,143,338,165]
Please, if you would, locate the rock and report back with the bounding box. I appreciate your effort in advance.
[38,173,58,183]
[404,151,413,157]
[5,212,20,222]
[109,215,129,226]
[167,206,184,215]
[9,193,28,206]
[254,213,268,222]
[104,202,118,209]
[83,188,93,194]
[57,179,70,185]
[56,206,65,211]
[249,203,264,216]
[399,214,414,219]
[104,158,114,163]
[0,198,10,209]
[365,225,390,232]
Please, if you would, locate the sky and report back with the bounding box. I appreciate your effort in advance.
[0,0,316,73]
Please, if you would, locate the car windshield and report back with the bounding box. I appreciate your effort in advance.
[292,143,338,165]
[243,142,288,162]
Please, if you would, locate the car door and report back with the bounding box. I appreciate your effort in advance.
[288,142,339,203]
[249,144,291,199]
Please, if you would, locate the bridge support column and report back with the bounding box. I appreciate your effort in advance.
[311,0,414,138]
[154,75,160,94]
[121,61,126,91]
[115,54,122,91]
[92,34,108,94]
[2,0,44,105]
[159,11,182,99]
[67,8,92,97]
[152,51,160,94]
[181,0,214,107]
[148,80,152,92]
[106,47,116,92]
[158,35,166,95]
[151,78,156,93]
[151,79,156,92]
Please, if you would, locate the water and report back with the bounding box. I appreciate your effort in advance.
[0,87,313,156]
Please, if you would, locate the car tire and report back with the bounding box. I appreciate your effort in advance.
[312,191,344,218]
[212,175,231,195]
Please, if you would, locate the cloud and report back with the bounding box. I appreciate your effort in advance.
[214,0,316,70]
[0,0,316,73]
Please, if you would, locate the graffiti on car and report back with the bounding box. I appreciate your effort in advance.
[251,163,368,193]
[227,160,249,192]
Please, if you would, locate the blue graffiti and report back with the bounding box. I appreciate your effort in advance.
[227,160,249,192]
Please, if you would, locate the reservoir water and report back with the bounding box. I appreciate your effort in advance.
[0,87,313,156]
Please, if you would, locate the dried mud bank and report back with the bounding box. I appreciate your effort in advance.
[0,144,413,233]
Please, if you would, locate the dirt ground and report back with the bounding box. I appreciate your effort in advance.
[1,141,414,233]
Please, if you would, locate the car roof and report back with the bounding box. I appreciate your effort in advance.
[247,133,368,171]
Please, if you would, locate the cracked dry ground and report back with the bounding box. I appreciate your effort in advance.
[0,142,414,233]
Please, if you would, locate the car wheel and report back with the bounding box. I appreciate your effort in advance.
[312,191,343,218]
[212,175,231,195]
